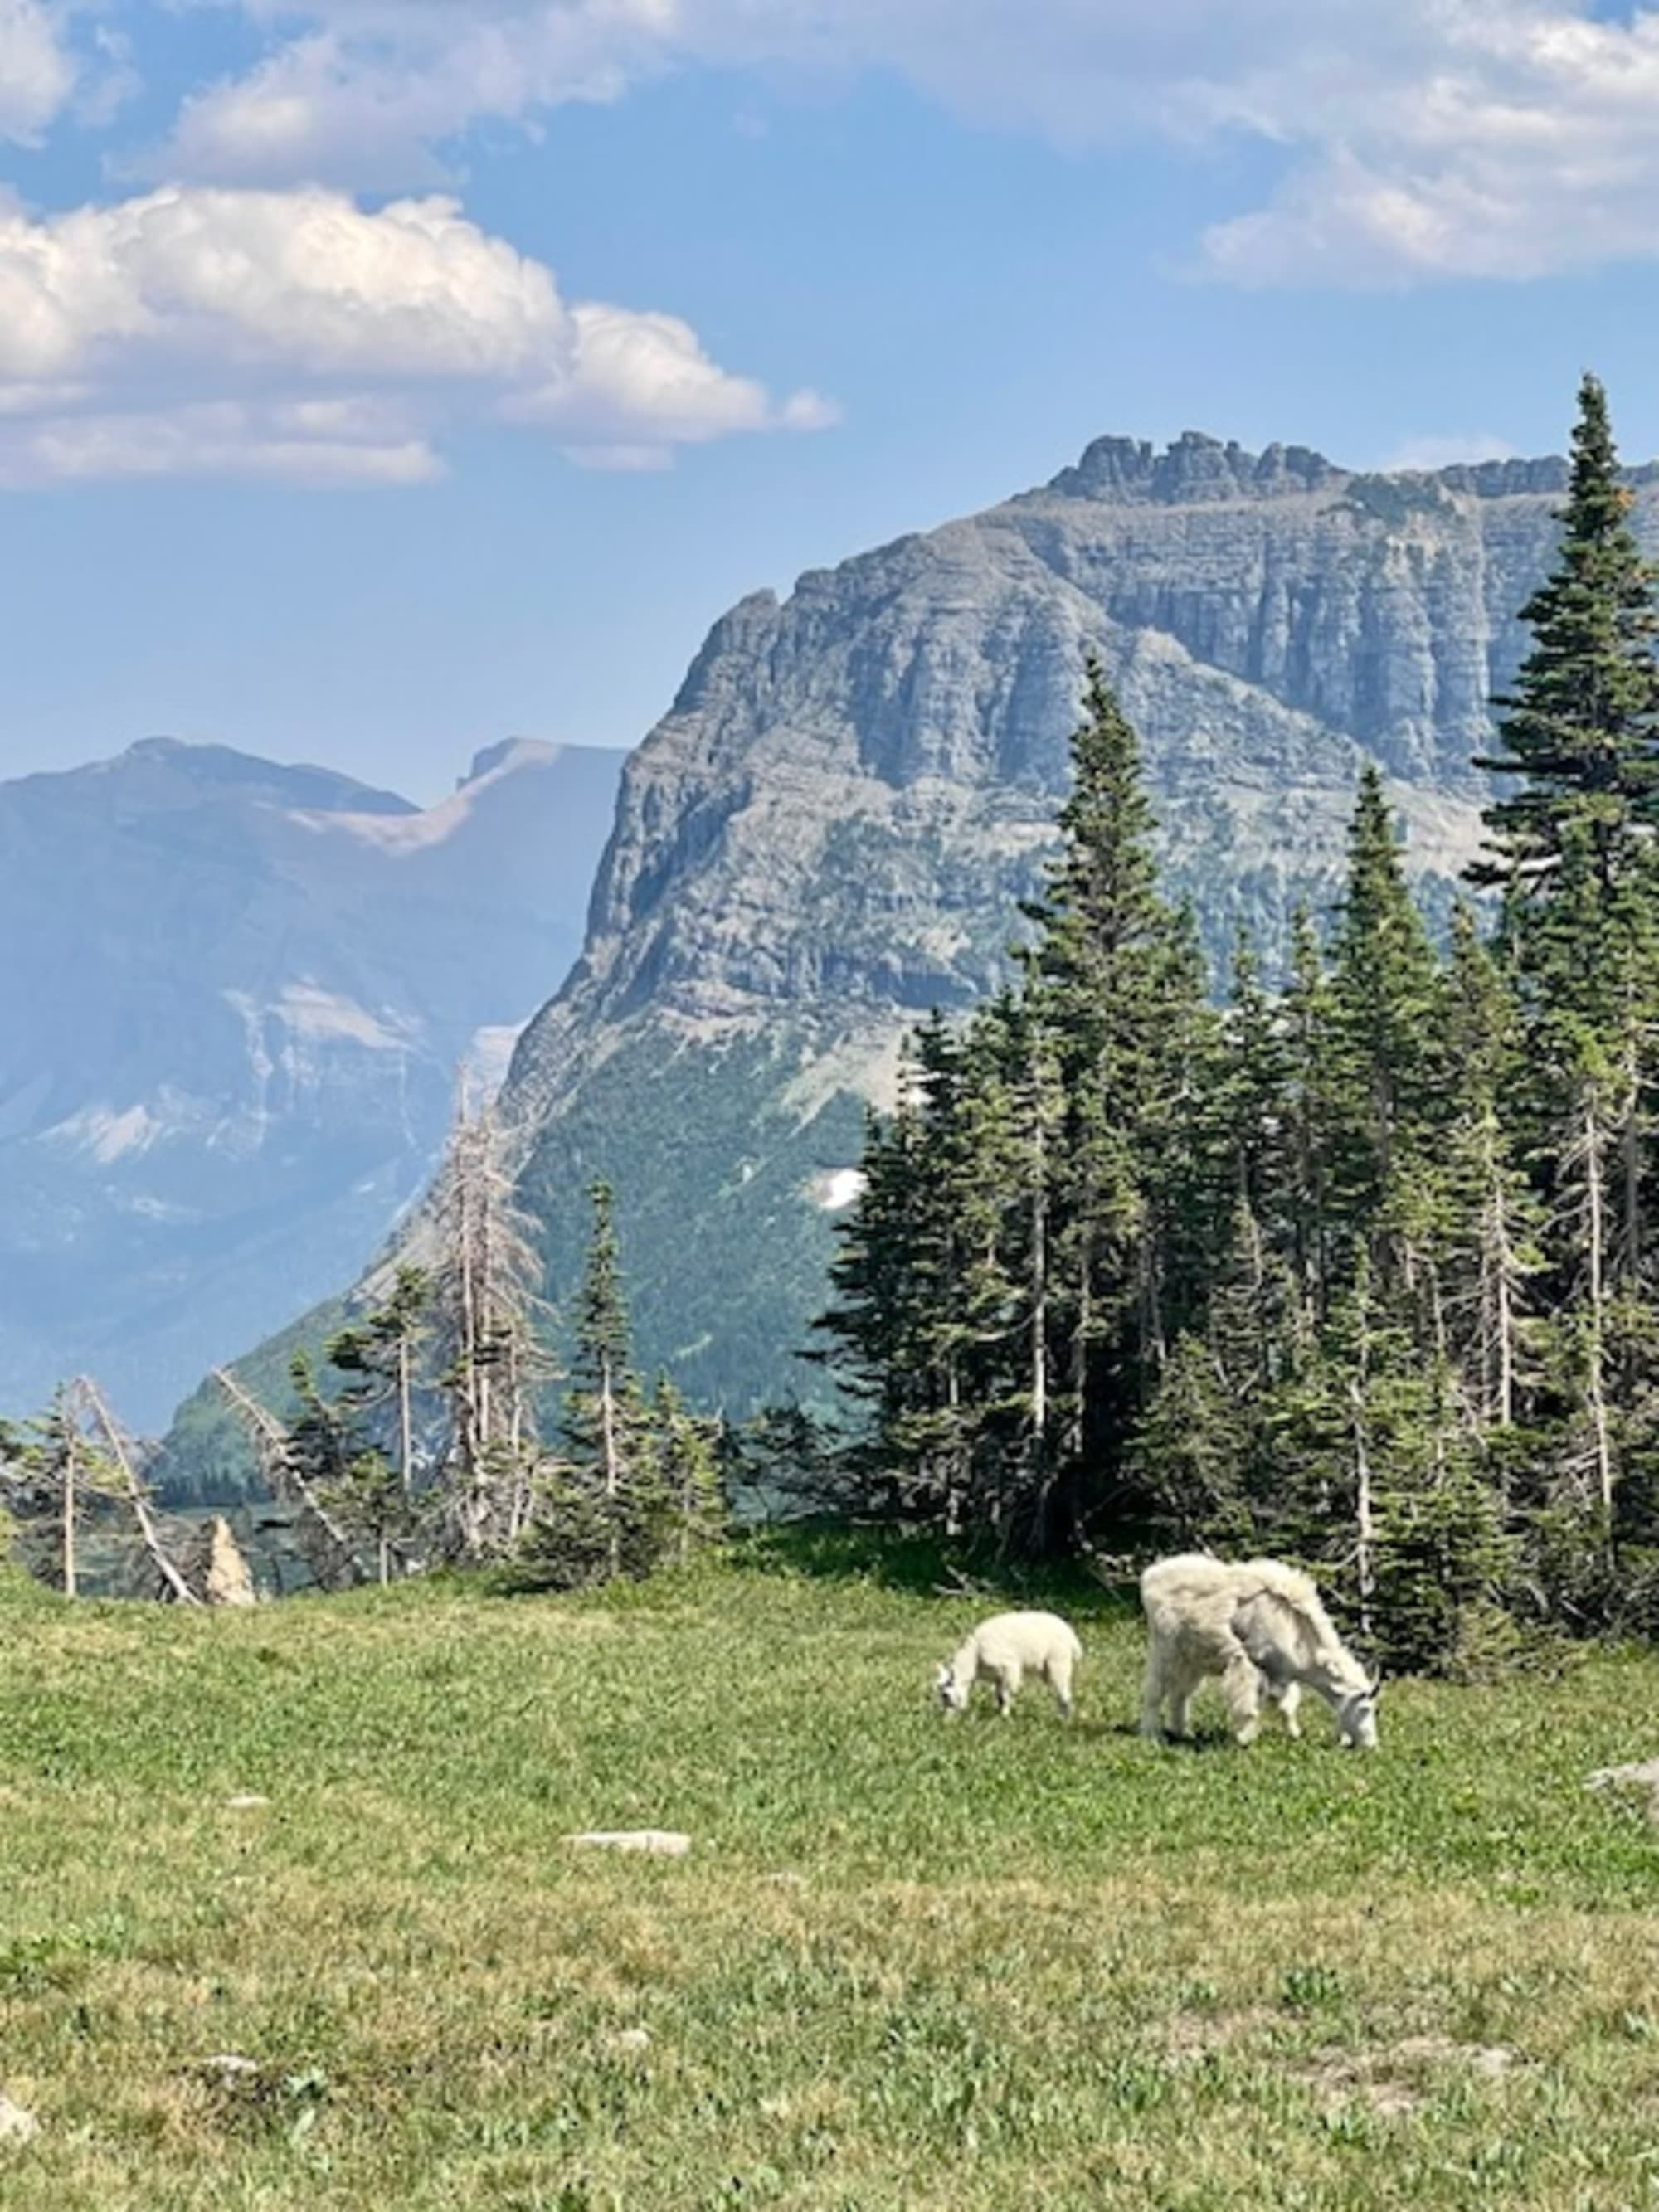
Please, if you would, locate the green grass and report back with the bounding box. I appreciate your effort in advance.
[2,1534,1659,2207]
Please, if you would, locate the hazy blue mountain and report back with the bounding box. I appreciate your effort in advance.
[0,735,622,1428]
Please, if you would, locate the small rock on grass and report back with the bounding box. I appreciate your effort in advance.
[1587,1761,1659,1824]
[224,1794,270,1811]
[0,2094,39,2144]
[567,1829,693,1858]
[198,2054,262,2082]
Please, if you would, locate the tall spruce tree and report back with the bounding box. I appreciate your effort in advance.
[562,1180,664,1578]
[1470,376,1659,1579]
[1019,657,1209,1544]
[1473,372,1659,909]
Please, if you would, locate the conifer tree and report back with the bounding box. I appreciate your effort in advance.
[1473,372,1659,907]
[1018,657,1209,1542]
[1469,377,1659,1584]
[287,1349,406,1586]
[653,1374,727,1563]
[326,1265,431,1505]
[1327,766,1444,1249]
[562,1179,664,1577]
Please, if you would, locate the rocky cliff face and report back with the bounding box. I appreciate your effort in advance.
[0,736,621,1427]
[493,432,1659,1417]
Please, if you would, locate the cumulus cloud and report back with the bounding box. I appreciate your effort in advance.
[0,0,76,143]
[0,182,830,484]
[148,1,1659,286]
[1194,5,1659,285]
[158,4,674,187]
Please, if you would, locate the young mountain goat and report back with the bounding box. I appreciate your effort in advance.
[1139,1554,1379,1749]
[935,1611,1082,1720]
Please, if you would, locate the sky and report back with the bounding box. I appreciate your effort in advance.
[5,1,1659,799]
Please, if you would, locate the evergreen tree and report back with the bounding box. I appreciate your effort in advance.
[558,1180,666,1579]
[287,1350,407,1586]
[326,1265,431,1504]
[1473,372,1659,909]
[1326,766,1444,1260]
[1018,657,1210,1544]
[653,1374,727,1563]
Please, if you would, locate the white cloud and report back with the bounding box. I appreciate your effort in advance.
[0,0,76,143]
[508,301,841,465]
[158,5,674,187]
[149,1,1659,286]
[1195,6,1659,285]
[1380,430,1520,474]
[0,182,831,484]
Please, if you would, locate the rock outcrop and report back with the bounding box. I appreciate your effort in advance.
[491,431,1645,1414]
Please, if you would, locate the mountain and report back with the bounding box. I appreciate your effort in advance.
[492,435,1659,1416]
[178,429,1659,1486]
[0,734,623,1429]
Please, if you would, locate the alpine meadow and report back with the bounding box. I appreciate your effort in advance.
[14,367,1659,2207]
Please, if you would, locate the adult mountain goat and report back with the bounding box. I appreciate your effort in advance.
[935,1611,1082,1720]
[1139,1554,1379,1749]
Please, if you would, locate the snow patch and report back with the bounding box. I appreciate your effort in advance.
[48,1088,218,1163]
[289,739,557,856]
[813,1168,867,1213]
[275,982,416,1052]
[51,1102,162,1164]
[466,1018,532,1100]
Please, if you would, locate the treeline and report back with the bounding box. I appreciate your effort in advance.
[815,375,1659,1671]
[1,1158,732,1597]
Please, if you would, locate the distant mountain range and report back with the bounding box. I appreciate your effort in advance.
[0,734,622,1429]
[166,427,1659,1500]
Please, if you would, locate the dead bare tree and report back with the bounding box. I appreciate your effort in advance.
[428,1080,554,1563]
[70,1376,200,1606]
[212,1367,369,1592]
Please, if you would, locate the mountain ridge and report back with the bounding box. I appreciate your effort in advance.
[0,732,624,1428]
[168,425,1659,1494]
[486,427,1656,1417]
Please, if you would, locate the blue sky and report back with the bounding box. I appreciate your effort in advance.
[4,1,1659,799]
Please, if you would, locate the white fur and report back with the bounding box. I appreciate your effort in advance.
[1138,1553,1379,1750]
[936,1610,1082,1720]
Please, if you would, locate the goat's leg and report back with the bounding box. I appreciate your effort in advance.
[1139,1644,1169,1740]
[1220,1645,1263,1746]
[1169,1670,1197,1741]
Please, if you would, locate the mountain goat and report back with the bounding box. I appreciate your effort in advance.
[935,1610,1082,1720]
[1139,1553,1379,1749]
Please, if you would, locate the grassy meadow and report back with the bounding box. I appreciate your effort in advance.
[2,1534,1659,2207]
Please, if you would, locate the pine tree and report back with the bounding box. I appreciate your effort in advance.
[1473,372,1659,909]
[653,1374,727,1563]
[326,1265,431,1503]
[1018,657,1210,1544]
[1430,908,1544,1439]
[561,1180,665,1578]
[1467,378,1659,1593]
[287,1349,410,1586]
[1326,766,1444,1256]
